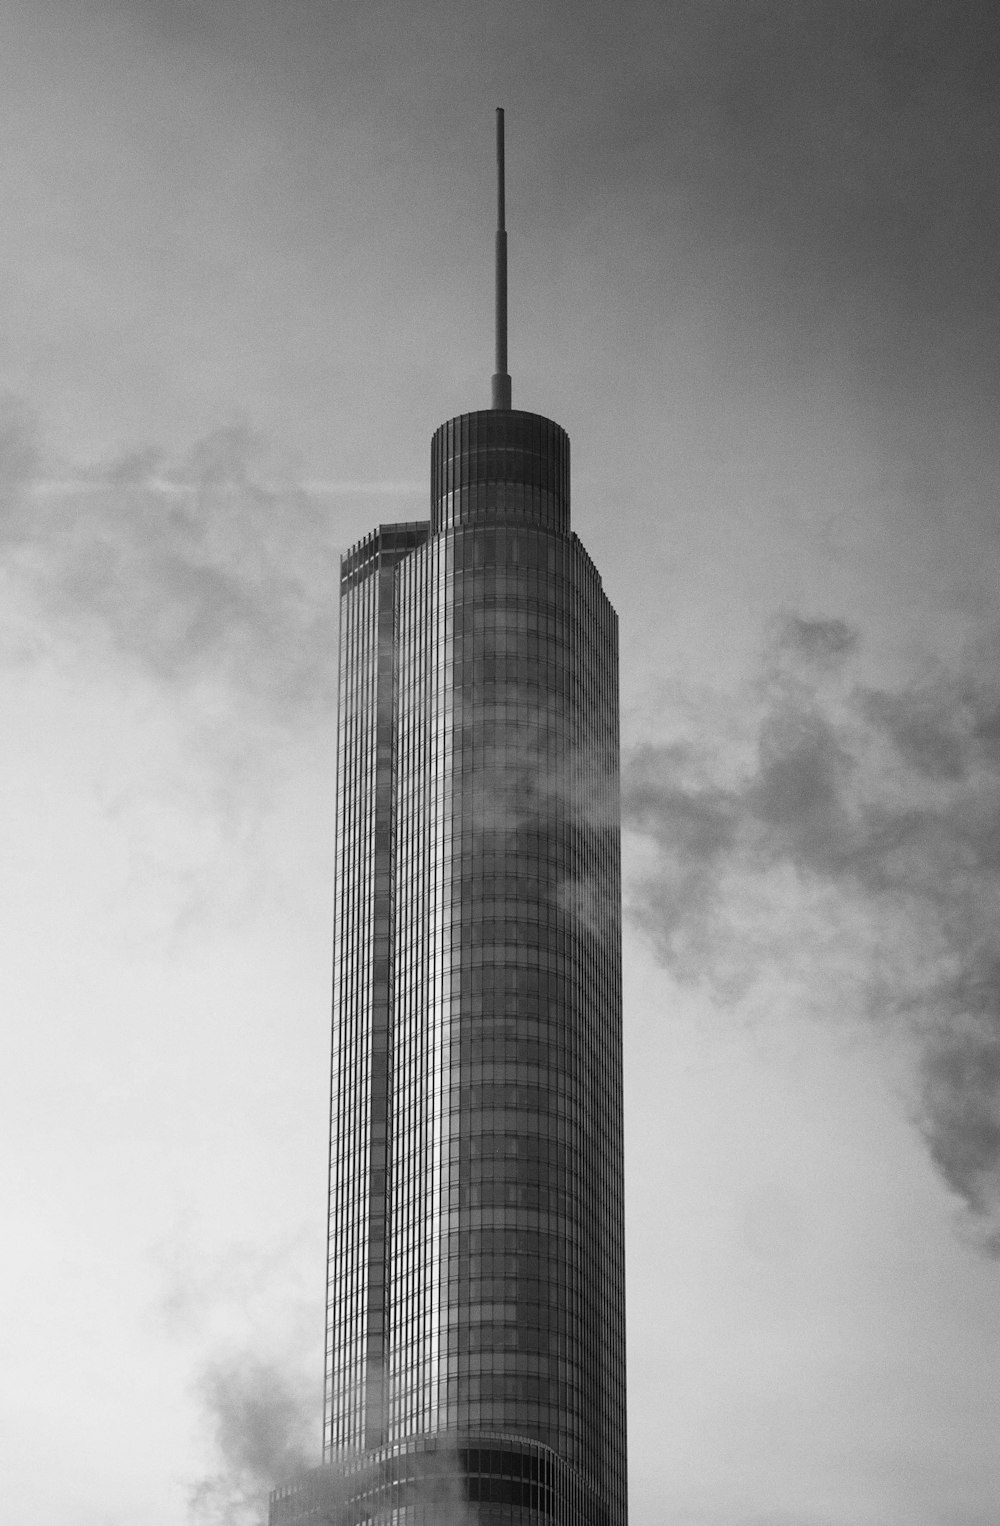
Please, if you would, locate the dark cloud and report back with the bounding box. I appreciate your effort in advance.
[770,614,859,669]
[623,617,1000,1248]
[923,1018,1000,1238]
[749,707,854,857]
[860,687,970,781]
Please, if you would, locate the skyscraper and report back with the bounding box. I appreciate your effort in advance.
[271,111,626,1526]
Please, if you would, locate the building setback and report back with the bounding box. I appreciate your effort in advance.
[270,112,626,1526]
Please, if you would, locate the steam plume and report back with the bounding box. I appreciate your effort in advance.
[190,1354,316,1526]
[154,1226,322,1526]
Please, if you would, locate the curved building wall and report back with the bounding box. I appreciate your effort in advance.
[318,411,625,1526]
[430,409,570,535]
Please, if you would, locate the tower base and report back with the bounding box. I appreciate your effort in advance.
[269,1432,615,1526]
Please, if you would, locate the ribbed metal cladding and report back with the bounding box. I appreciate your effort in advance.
[431,410,570,535]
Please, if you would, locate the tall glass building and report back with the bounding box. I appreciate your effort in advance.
[271,114,626,1526]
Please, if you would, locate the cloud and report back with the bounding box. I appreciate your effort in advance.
[0,399,361,931]
[0,399,348,723]
[770,614,859,669]
[0,392,39,494]
[623,612,1000,1249]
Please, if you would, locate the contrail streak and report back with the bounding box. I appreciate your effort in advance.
[27,478,424,497]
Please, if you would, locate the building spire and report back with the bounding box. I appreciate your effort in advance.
[491,107,512,410]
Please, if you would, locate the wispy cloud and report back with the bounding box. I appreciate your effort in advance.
[0,395,417,721]
[0,397,360,929]
[623,613,1000,1250]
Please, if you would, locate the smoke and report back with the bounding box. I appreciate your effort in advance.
[623,612,1000,1250]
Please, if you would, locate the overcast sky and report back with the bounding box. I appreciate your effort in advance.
[3,4,1000,1525]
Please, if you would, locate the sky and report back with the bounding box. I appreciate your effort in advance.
[2,2,1000,1523]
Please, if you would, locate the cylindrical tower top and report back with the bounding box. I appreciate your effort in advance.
[430,408,570,535]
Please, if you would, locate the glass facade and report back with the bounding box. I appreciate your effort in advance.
[272,409,625,1526]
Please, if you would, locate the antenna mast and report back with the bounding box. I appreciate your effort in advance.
[491,107,512,410]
